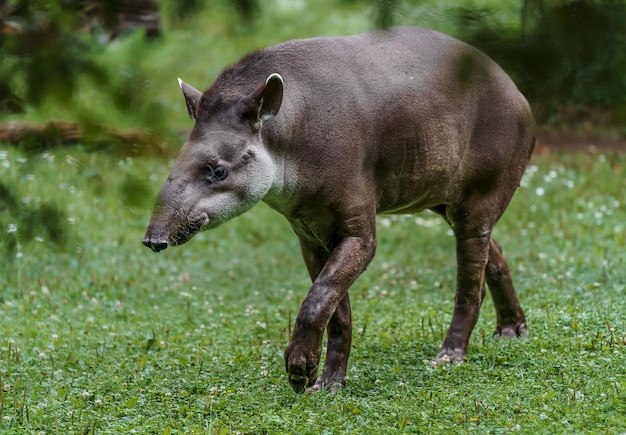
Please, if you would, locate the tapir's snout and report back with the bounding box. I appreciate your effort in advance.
[142,211,209,253]
[142,238,168,253]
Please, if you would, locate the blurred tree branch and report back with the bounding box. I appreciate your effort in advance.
[0,120,168,156]
[0,0,168,154]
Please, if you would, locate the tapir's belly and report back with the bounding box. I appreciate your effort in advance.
[371,136,460,215]
[375,184,447,215]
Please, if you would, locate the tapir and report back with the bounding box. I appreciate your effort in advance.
[143,26,534,393]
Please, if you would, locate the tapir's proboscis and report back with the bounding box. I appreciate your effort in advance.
[143,26,535,393]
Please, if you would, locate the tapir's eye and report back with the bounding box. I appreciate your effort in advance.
[213,165,228,180]
[207,165,229,184]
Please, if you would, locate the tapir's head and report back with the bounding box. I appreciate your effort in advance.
[142,73,284,252]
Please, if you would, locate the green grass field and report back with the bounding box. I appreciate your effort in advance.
[2,1,626,433]
[1,145,625,434]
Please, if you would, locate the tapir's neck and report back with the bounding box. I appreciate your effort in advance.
[258,112,303,217]
[262,149,300,217]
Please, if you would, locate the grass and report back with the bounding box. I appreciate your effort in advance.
[2,1,626,433]
[1,145,625,434]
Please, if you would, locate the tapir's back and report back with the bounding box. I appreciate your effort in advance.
[207,26,528,128]
[205,26,535,213]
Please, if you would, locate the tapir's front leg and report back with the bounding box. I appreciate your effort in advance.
[309,293,352,392]
[295,238,354,392]
[285,222,376,393]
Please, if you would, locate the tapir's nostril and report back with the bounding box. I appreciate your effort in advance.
[142,239,168,253]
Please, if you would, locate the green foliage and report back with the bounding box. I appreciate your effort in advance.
[0,0,171,144]
[2,0,625,151]
[1,1,104,107]
[454,0,626,124]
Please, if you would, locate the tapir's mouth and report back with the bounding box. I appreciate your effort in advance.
[170,213,209,247]
[143,213,209,253]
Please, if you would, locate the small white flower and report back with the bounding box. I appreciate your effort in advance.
[65,155,79,166]
[82,390,90,399]
[535,187,545,196]
[7,223,17,233]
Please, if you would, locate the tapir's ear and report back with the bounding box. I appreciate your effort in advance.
[241,73,284,127]
[259,73,284,121]
[178,78,202,121]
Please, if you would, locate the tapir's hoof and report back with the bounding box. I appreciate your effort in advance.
[494,322,529,338]
[433,348,466,366]
[286,356,318,394]
[288,374,311,394]
[306,376,346,394]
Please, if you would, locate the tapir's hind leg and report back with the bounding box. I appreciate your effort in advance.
[485,238,528,337]
[432,205,528,364]
[435,227,491,363]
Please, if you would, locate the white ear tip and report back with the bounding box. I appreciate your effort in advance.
[266,73,283,84]
[177,77,184,88]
